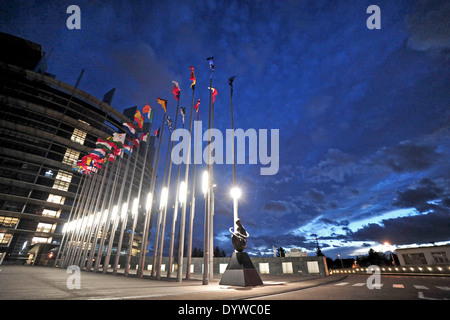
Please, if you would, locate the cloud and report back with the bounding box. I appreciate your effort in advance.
[407,0,450,52]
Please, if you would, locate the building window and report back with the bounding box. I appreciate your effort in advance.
[282,262,294,274]
[42,209,61,218]
[36,223,56,233]
[71,127,87,145]
[62,148,80,166]
[0,232,13,244]
[52,170,73,191]
[432,252,449,264]
[402,253,427,265]
[0,216,19,228]
[47,194,65,205]
[31,237,52,244]
[259,263,270,274]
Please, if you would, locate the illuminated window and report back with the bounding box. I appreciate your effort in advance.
[62,148,80,166]
[282,262,293,274]
[71,127,87,145]
[0,216,19,228]
[31,237,52,244]
[47,194,65,205]
[259,263,270,274]
[42,209,61,218]
[0,232,12,244]
[36,223,56,233]
[52,170,73,191]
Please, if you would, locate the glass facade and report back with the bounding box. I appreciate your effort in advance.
[0,32,155,265]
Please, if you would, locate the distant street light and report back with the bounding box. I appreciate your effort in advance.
[384,241,396,266]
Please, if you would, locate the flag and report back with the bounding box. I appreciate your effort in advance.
[123,123,136,136]
[206,56,214,73]
[180,107,186,124]
[123,144,133,155]
[96,139,112,152]
[165,116,173,133]
[208,87,217,103]
[172,81,180,101]
[154,128,160,138]
[141,132,149,143]
[130,137,140,148]
[143,103,154,122]
[190,66,196,89]
[113,133,126,145]
[108,154,116,162]
[107,136,122,150]
[134,110,144,129]
[194,99,200,119]
[229,76,236,88]
[90,148,106,160]
[157,98,167,113]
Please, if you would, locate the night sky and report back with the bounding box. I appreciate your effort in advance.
[1,0,449,259]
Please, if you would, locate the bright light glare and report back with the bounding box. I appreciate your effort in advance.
[202,171,209,195]
[132,198,139,217]
[160,187,168,210]
[230,187,241,199]
[179,181,187,204]
[121,202,128,220]
[146,193,153,211]
[111,205,118,221]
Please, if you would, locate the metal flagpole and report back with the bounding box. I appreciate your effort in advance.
[176,77,197,282]
[156,99,180,279]
[209,87,216,281]
[54,173,85,267]
[138,110,162,278]
[123,136,143,276]
[84,160,112,270]
[186,115,200,280]
[151,108,167,277]
[60,172,92,267]
[95,155,123,272]
[104,148,134,273]
[167,109,184,278]
[77,160,112,268]
[69,168,98,265]
[229,76,239,242]
[112,143,137,275]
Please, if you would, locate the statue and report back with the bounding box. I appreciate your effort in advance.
[230,219,249,252]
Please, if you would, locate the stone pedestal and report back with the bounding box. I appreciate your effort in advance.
[219,252,263,287]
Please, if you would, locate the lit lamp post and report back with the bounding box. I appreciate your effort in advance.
[384,242,396,266]
[202,170,209,285]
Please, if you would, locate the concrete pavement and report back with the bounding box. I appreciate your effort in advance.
[0,265,341,300]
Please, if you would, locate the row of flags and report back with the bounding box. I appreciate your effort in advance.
[71,59,223,176]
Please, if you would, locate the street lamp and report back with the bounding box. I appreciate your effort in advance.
[202,171,209,197]
[121,202,128,221]
[111,205,118,221]
[384,242,396,266]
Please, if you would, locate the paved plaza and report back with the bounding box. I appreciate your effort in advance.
[0,265,334,300]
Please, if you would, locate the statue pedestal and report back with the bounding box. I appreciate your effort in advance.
[219,252,263,287]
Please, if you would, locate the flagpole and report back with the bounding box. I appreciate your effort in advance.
[67,168,100,267]
[123,135,143,276]
[112,147,133,275]
[156,99,180,280]
[186,110,200,279]
[122,117,153,275]
[54,173,85,267]
[209,87,216,282]
[229,76,238,233]
[98,154,124,273]
[175,75,196,282]
[137,109,158,278]
[167,105,184,278]
[60,172,92,267]
[151,113,167,277]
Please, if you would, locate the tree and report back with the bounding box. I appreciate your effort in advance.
[277,247,285,257]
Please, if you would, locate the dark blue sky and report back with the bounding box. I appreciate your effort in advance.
[2,0,449,259]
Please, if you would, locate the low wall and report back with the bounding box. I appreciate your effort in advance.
[116,255,329,277]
